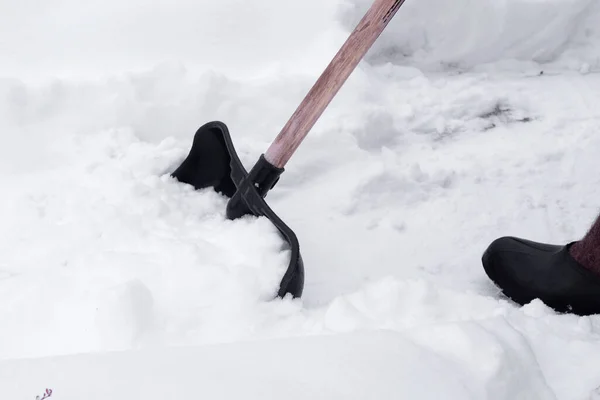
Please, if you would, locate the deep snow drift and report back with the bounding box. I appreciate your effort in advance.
[1,0,600,399]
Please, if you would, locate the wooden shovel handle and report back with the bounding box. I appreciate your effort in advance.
[264,0,406,168]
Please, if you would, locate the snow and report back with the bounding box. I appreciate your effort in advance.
[1,330,556,399]
[0,128,289,357]
[1,0,600,398]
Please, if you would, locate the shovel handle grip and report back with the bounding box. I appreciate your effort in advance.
[264,0,406,168]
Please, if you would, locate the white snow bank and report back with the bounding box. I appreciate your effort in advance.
[2,0,600,88]
[6,0,600,83]
[0,330,555,400]
[339,0,599,70]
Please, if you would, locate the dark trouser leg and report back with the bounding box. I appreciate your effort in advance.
[569,213,600,276]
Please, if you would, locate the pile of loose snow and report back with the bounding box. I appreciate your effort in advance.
[0,122,289,358]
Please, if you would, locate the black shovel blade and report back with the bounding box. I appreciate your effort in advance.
[171,121,304,299]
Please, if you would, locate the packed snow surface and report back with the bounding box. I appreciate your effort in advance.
[1,0,600,398]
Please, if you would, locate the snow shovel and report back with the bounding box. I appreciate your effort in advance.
[172,0,407,299]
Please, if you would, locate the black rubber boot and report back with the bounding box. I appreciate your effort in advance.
[482,237,600,315]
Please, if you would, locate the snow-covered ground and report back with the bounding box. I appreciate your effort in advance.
[1,0,600,398]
